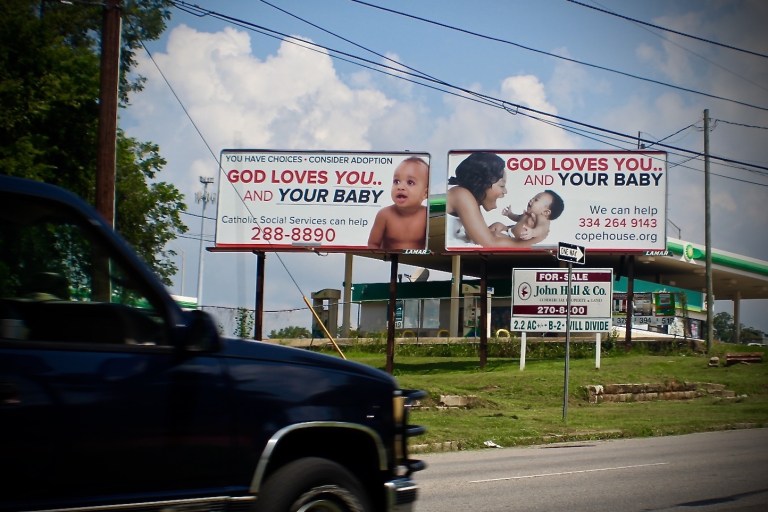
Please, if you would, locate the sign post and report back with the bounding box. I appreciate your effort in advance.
[557,242,585,422]
[563,262,572,421]
[512,266,614,421]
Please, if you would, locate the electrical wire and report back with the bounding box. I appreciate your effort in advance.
[582,0,768,95]
[131,20,325,301]
[716,119,768,131]
[566,0,768,60]
[641,125,697,150]
[348,0,768,113]
[181,211,216,221]
[167,0,768,178]
[141,1,767,329]
[133,36,220,166]
[161,0,768,204]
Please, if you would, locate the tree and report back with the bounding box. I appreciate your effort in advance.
[115,134,186,284]
[713,312,734,342]
[740,327,764,344]
[712,312,765,344]
[0,0,184,285]
[269,326,312,339]
[233,307,254,339]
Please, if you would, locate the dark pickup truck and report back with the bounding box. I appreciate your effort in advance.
[0,175,425,512]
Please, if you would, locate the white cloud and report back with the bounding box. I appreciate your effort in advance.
[127,25,435,332]
[547,47,610,113]
[131,26,408,197]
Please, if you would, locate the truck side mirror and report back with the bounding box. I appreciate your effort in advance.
[179,309,220,353]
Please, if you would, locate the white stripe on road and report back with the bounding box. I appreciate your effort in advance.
[469,462,669,483]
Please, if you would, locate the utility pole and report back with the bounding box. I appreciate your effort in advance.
[196,177,215,308]
[623,132,646,350]
[95,0,122,226]
[704,109,714,353]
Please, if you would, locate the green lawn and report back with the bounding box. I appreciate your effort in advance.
[332,342,768,451]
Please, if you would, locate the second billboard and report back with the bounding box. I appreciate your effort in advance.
[445,150,667,252]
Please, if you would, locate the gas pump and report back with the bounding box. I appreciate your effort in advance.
[311,288,340,338]
[461,284,493,337]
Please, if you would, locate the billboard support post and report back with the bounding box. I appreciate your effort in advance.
[479,258,488,368]
[563,262,572,422]
[625,255,635,351]
[253,251,265,340]
[386,254,398,374]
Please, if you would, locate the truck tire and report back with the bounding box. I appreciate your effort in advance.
[254,457,372,512]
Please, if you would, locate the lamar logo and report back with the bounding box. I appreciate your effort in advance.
[644,250,671,257]
[403,249,431,255]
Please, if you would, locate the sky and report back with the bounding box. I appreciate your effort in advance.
[121,0,768,336]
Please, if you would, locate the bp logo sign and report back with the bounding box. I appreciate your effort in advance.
[682,243,704,263]
[684,244,695,260]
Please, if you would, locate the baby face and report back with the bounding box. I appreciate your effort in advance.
[525,191,553,215]
[391,159,429,207]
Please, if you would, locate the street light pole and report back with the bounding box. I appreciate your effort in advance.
[196,176,215,308]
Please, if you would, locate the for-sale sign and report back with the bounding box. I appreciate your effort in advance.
[445,150,667,252]
[511,268,613,333]
[215,150,430,252]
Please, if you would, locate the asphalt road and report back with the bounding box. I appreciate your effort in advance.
[414,428,768,512]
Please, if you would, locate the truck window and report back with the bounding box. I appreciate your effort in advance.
[0,193,168,346]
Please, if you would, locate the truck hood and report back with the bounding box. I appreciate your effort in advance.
[216,337,398,387]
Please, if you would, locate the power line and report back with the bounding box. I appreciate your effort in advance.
[132,32,220,167]
[566,0,768,60]
[716,119,768,131]
[584,0,768,95]
[182,211,216,222]
[515,113,766,185]
[134,15,344,302]
[348,0,768,113]
[256,0,437,83]
[171,1,768,177]
[168,2,513,115]
[177,233,215,243]
[640,124,697,150]
[165,1,768,184]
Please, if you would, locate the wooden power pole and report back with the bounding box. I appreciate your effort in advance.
[704,109,714,353]
[95,0,122,226]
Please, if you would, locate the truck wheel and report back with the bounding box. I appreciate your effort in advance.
[255,457,371,512]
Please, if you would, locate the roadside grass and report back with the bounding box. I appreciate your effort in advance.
[321,341,768,451]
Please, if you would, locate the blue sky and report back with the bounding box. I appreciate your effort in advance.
[122,0,768,335]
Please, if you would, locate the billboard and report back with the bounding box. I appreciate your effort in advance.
[215,150,430,251]
[511,268,613,333]
[445,150,667,252]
